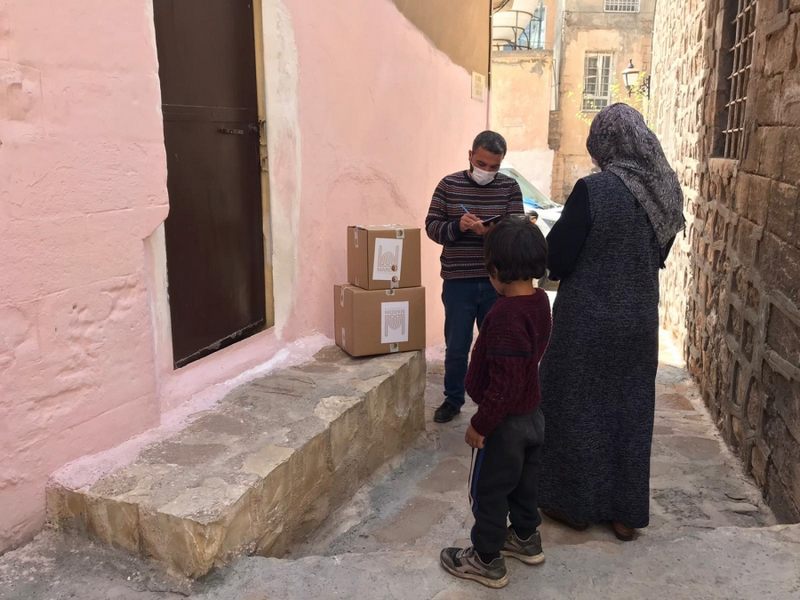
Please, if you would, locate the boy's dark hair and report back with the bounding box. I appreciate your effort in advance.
[484,216,547,282]
[472,130,507,156]
[527,210,539,219]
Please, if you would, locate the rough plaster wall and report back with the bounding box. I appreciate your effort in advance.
[505,149,555,198]
[283,0,488,347]
[490,53,553,148]
[652,0,800,521]
[392,0,490,76]
[262,0,301,335]
[0,0,490,552]
[490,52,555,196]
[0,0,168,551]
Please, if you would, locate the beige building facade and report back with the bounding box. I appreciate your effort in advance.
[550,0,656,201]
[490,0,656,201]
[490,1,558,195]
[490,50,556,195]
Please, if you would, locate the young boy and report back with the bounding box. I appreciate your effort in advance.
[439,216,551,589]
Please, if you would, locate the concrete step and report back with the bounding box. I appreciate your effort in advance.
[45,347,426,578]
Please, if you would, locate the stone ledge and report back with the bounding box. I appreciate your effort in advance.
[45,347,426,578]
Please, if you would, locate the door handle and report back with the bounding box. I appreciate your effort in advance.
[218,127,245,135]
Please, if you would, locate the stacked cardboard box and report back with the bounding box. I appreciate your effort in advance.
[334,226,426,357]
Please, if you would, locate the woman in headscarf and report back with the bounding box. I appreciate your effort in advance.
[538,103,685,541]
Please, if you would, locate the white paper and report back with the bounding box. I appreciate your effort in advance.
[372,238,403,281]
[381,301,409,344]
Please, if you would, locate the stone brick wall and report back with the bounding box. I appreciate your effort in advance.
[650,0,706,351]
[652,0,800,521]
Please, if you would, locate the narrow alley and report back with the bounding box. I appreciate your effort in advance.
[2,0,799,598]
[2,333,798,599]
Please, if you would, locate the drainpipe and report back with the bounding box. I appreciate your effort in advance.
[486,0,492,128]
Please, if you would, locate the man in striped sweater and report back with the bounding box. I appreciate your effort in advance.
[425,131,523,423]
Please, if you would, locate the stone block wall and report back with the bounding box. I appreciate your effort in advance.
[652,0,800,521]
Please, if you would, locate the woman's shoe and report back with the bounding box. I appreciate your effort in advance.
[541,508,589,531]
[610,521,636,541]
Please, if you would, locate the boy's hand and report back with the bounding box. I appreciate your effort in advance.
[465,424,485,449]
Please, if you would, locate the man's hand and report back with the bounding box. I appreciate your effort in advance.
[465,424,485,449]
[459,213,481,232]
[469,221,489,236]
[459,213,489,235]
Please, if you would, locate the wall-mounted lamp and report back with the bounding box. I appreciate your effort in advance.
[622,59,650,99]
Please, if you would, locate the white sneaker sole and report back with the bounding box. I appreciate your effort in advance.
[501,549,546,565]
[440,561,509,589]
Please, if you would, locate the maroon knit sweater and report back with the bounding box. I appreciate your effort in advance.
[465,291,552,437]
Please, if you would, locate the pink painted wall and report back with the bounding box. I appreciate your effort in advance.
[0,0,487,552]
[281,0,488,344]
[0,1,168,550]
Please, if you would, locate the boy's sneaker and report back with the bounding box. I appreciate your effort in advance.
[439,546,509,589]
[501,528,545,565]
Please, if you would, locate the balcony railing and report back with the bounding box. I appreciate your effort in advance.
[492,1,546,51]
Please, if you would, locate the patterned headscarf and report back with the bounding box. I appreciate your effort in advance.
[586,103,685,250]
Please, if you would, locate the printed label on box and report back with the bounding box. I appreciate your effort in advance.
[373,238,403,281]
[381,301,409,344]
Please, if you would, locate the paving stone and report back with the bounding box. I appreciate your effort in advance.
[666,435,725,461]
[658,393,696,411]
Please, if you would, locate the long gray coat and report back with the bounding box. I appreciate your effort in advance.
[538,170,662,528]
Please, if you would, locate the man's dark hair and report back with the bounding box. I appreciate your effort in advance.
[472,130,507,156]
[484,216,547,282]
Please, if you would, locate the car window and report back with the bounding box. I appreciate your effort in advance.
[500,168,560,210]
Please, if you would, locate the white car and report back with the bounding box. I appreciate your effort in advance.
[499,164,563,237]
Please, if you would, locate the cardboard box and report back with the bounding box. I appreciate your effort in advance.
[334,284,426,357]
[347,226,421,290]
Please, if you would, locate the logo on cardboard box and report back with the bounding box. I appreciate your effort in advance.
[373,238,403,282]
[381,301,409,344]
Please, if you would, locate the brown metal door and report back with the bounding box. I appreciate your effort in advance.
[153,0,266,367]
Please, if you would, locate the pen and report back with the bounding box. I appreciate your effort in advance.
[460,204,469,213]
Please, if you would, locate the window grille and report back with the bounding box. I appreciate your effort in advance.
[582,54,612,111]
[518,6,546,50]
[604,0,640,12]
[723,0,757,159]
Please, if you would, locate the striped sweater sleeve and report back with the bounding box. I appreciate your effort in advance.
[508,181,524,215]
[425,179,461,245]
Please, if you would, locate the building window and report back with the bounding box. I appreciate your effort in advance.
[518,6,546,50]
[582,54,612,111]
[604,0,640,12]
[722,0,757,159]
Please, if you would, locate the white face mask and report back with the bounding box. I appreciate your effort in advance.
[470,166,496,186]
